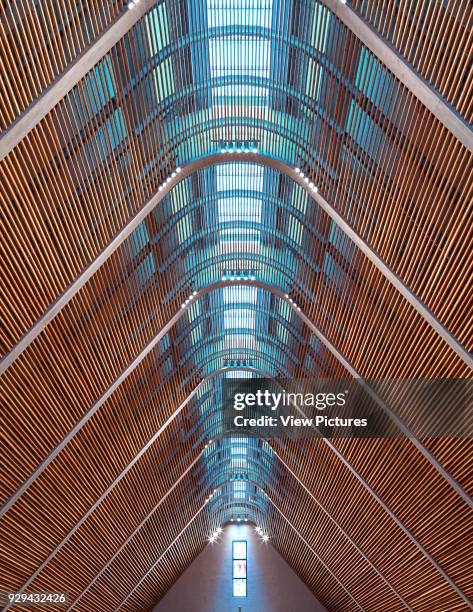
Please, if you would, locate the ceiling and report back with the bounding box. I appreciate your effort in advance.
[0,0,472,611]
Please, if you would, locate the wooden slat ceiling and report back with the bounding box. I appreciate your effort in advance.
[348,0,473,124]
[0,1,472,611]
[0,0,128,130]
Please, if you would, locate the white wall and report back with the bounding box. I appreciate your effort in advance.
[153,523,327,612]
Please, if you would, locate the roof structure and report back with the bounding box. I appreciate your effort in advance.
[0,1,472,611]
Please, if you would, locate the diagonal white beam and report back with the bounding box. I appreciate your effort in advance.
[0,0,471,163]
[6,367,470,609]
[114,496,211,611]
[266,492,366,612]
[113,481,365,612]
[69,409,409,611]
[71,454,206,609]
[2,276,471,520]
[1,392,216,610]
[203,465,411,610]
[67,449,204,610]
[324,1,472,152]
[272,449,413,611]
[0,0,158,161]
[1,153,470,374]
[7,367,260,611]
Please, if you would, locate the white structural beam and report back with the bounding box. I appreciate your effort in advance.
[2,276,471,519]
[0,1,157,161]
[114,483,365,612]
[114,498,210,611]
[272,449,413,611]
[324,1,473,152]
[1,153,470,375]
[4,366,471,608]
[1,0,471,163]
[266,492,366,612]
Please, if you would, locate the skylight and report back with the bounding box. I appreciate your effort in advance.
[216,163,264,193]
[225,370,253,379]
[222,286,257,335]
[217,164,263,242]
[233,480,247,499]
[207,1,273,105]
[224,308,256,331]
[208,0,273,29]
[223,286,257,305]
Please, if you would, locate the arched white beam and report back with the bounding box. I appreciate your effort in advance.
[113,480,366,612]
[73,406,404,610]
[0,1,471,163]
[202,464,412,611]
[67,451,205,610]
[7,365,470,609]
[1,152,470,374]
[264,490,366,612]
[0,302,285,519]
[1,277,471,521]
[270,449,413,611]
[113,496,211,612]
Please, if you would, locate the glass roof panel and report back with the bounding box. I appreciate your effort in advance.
[208,0,273,29]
